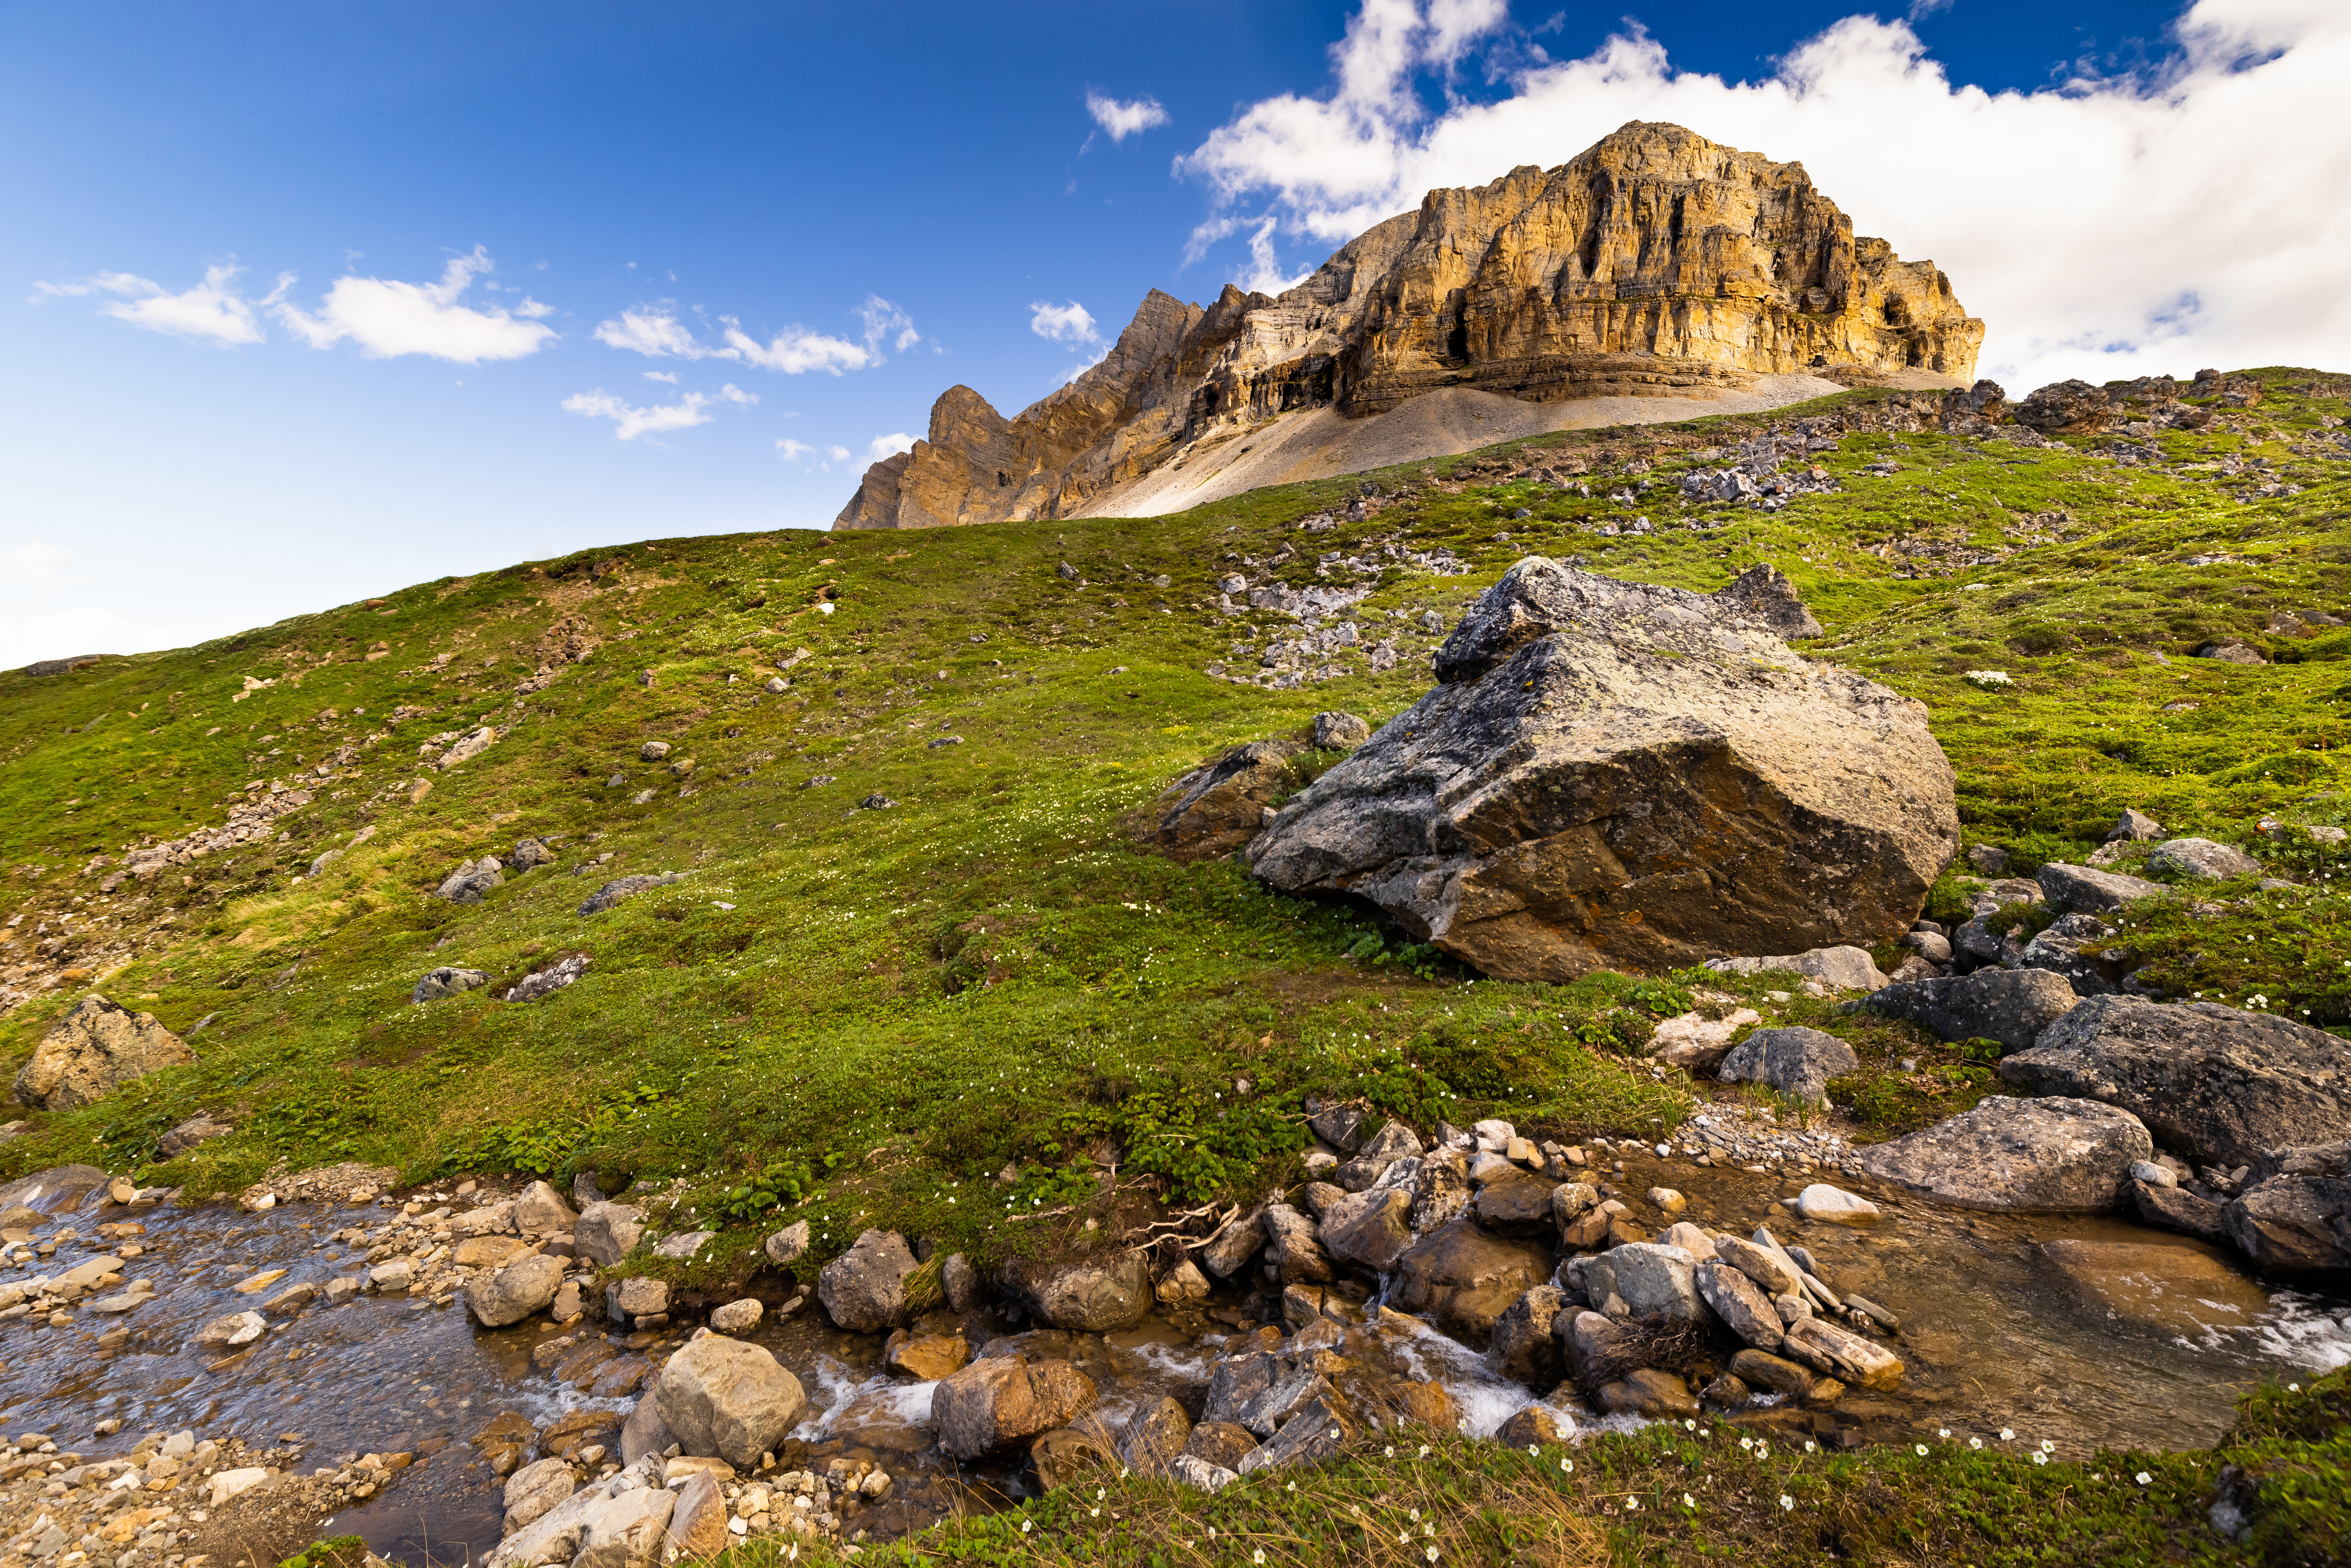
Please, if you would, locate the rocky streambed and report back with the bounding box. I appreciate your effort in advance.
[0,1124,2343,1568]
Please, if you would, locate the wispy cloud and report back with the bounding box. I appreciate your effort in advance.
[33,263,276,345]
[0,540,78,584]
[274,247,555,362]
[1029,300,1100,344]
[776,438,816,460]
[1086,90,1172,141]
[864,433,916,462]
[597,295,920,375]
[562,383,756,440]
[1054,348,1110,386]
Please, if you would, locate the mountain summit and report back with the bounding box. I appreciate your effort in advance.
[837,121,1982,531]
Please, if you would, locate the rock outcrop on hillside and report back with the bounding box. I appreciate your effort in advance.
[1246,558,1959,981]
[837,121,1981,531]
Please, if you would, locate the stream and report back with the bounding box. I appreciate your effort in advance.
[0,1155,2344,1566]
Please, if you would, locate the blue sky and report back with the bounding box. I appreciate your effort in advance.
[8,0,2342,666]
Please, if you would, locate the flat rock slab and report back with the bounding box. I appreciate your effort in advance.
[1999,995,2351,1172]
[2038,1236,2270,1339]
[1855,1095,2151,1211]
[1246,557,1957,980]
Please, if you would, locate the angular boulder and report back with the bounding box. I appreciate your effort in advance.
[465,1252,565,1328]
[1389,1217,1553,1344]
[819,1229,919,1332]
[1862,967,2079,1052]
[1998,996,2351,1170]
[1567,1242,1706,1323]
[2148,838,2261,882]
[11,996,194,1111]
[1704,947,1890,993]
[413,967,489,1004]
[1486,1284,1567,1388]
[1140,741,1304,862]
[2224,1143,2351,1276]
[1694,1258,1784,1351]
[1260,1203,1333,1284]
[574,1202,646,1267]
[576,873,683,917]
[1854,1095,2152,1211]
[654,1333,806,1469]
[1318,1187,1415,1273]
[997,1250,1153,1332]
[1715,1027,1859,1105]
[1246,557,1958,981]
[2036,862,2167,916]
[932,1356,1097,1460]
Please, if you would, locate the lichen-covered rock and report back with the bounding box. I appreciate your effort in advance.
[2147,837,2263,881]
[1862,967,2080,1053]
[997,1250,1153,1332]
[1999,996,2351,1170]
[1854,1096,2152,1211]
[1247,558,1956,981]
[1138,741,1304,862]
[1715,1027,1859,1105]
[819,1229,919,1332]
[11,996,194,1111]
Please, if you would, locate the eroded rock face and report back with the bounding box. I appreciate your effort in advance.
[1854,1096,2153,1211]
[1998,997,2351,1171]
[11,996,194,1111]
[1247,558,1957,980]
[836,121,1979,532]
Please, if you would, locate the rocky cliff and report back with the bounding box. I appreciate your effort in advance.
[838,121,1981,531]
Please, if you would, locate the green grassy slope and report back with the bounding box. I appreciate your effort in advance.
[0,369,2346,1291]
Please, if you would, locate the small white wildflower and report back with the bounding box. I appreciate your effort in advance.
[2033,1452,2049,1466]
[1916,1444,1929,1457]
[1253,1551,1265,1565]
[1780,1495,1795,1511]
[2041,1440,2056,1454]
[1970,1438,1983,1450]
[1560,1457,1574,1473]
[1625,1497,1640,1512]
[1684,1493,1697,1509]
[1804,1441,1816,1454]
[1022,1520,1033,1534]
[2000,1429,2015,1441]
[1384,1446,1396,1459]
[1938,1428,1951,1439]
[2136,1472,2152,1485]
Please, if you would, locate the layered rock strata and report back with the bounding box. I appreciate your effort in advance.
[838,121,1979,531]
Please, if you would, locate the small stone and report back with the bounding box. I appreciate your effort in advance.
[1646,1187,1686,1216]
[1794,1185,1880,1225]
[709,1299,763,1335]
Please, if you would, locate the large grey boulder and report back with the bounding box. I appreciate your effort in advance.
[1245,557,1957,981]
[2036,862,2167,916]
[1140,741,1305,862]
[1854,1095,2152,1211]
[437,857,505,903]
[2148,838,2261,881]
[2223,1143,2351,1276]
[1715,1027,1859,1104]
[996,1250,1152,1331]
[655,1333,806,1469]
[574,1202,646,1266]
[818,1229,919,1332]
[932,1356,1097,1460]
[1862,967,2079,1052]
[465,1252,565,1327]
[1998,996,2351,1170]
[11,996,194,1111]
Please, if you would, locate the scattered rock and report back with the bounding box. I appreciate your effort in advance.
[606,1277,668,1322]
[506,953,590,1003]
[2147,838,2263,881]
[1793,1185,1881,1225]
[1598,1369,1697,1418]
[763,1219,811,1267]
[437,856,506,902]
[576,873,682,916]
[465,1252,565,1327]
[1779,1315,1904,1389]
[503,1456,579,1536]
[192,1310,266,1348]
[1706,947,1891,993]
[1568,1242,1705,1323]
[1312,712,1371,750]
[1495,1402,1577,1447]
[2224,1143,2351,1275]
[997,1250,1153,1331]
[1715,1027,1859,1104]
[10,996,194,1111]
[710,1298,763,1335]
[1246,558,1958,980]
[1862,967,2080,1052]
[819,1229,920,1332]
[1855,1096,2152,1211]
[655,1333,807,1469]
[412,967,489,1003]
[1695,1258,1784,1351]
[1261,1203,1334,1284]
[2106,808,2164,843]
[1648,1007,1763,1073]
[1389,1217,1554,1344]
[1998,996,2351,1170]
[155,1110,233,1158]
[1487,1284,1567,1387]
[1140,741,1306,862]
[933,1357,1098,1460]
[2036,862,2168,916]
[885,1331,970,1381]
[575,1203,646,1267]
[1319,1187,1416,1272]
[1118,1397,1193,1478]
[513,1180,578,1235]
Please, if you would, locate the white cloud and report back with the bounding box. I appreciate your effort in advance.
[723,321,875,373]
[562,382,757,441]
[0,605,144,673]
[1086,91,1172,141]
[865,433,916,462]
[642,369,679,383]
[276,247,555,362]
[826,444,851,461]
[1179,0,2351,390]
[593,306,726,359]
[34,264,272,345]
[776,438,815,460]
[1055,348,1110,386]
[1029,300,1101,344]
[0,540,78,584]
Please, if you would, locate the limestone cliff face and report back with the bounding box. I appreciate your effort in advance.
[836,121,1981,531]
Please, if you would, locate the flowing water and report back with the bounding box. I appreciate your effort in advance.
[1,1163,2343,1565]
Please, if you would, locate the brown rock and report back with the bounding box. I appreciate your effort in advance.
[11,996,193,1111]
[662,1472,728,1565]
[836,123,1978,533]
[1495,1402,1577,1447]
[1181,1421,1260,1472]
[540,1408,620,1459]
[884,1330,970,1382]
[1138,741,1304,862]
[455,1235,528,1270]
[1388,1217,1553,1345]
[933,1356,1098,1460]
[1030,1421,1117,1491]
[1598,1369,1697,1418]
[1118,1397,1193,1478]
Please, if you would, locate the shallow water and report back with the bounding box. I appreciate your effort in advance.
[2,1161,2343,1565]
